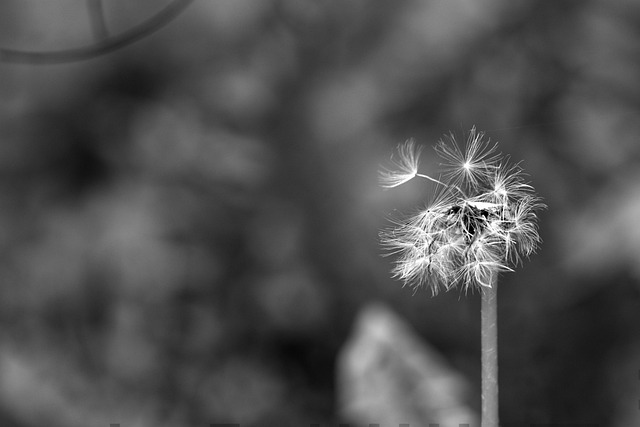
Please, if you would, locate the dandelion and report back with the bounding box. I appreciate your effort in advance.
[380,127,543,293]
[379,127,544,427]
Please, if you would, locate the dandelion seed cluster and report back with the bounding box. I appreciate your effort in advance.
[380,127,544,294]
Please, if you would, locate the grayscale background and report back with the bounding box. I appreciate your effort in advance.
[0,1,639,426]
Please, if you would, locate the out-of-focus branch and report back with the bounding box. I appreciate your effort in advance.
[0,0,195,64]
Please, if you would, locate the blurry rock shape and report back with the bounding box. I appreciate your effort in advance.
[337,304,477,427]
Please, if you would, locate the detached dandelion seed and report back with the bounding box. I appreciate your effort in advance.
[379,127,544,427]
[379,139,422,188]
[379,139,450,189]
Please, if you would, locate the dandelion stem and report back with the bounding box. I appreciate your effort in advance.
[380,130,543,426]
[481,276,499,427]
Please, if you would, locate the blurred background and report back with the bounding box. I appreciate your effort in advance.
[0,0,639,426]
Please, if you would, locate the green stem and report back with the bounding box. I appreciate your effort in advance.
[481,276,499,427]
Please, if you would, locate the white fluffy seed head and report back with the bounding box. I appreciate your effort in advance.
[380,128,545,294]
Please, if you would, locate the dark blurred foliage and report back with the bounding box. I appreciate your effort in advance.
[0,1,639,426]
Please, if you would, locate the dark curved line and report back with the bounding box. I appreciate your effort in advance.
[0,0,195,64]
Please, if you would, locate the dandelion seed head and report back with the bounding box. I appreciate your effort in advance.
[380,127,545,294]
